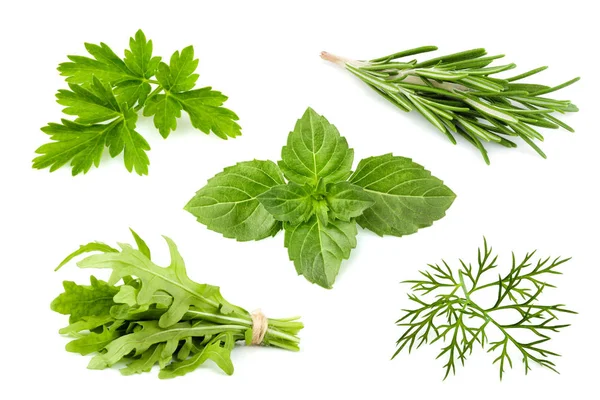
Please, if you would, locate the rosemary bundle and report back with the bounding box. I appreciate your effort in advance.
[322,46,579,163]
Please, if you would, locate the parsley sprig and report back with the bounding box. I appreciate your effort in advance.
[34,30,241,175]
[393,239,575,379]
[322,47,579,163]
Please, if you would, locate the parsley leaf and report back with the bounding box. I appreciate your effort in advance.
[143,46,241,139]
[34,77,150,175]
[186,108,455,288]
[35,30,241,175]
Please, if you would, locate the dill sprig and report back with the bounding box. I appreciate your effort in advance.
[393,239,575,380]
[322,46,579,164]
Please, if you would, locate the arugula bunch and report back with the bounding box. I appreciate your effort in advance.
[52,230,303,378]
[322,47,579,163]
[34,30,241,175]
[185,108,456,288]
[394,239,574,379]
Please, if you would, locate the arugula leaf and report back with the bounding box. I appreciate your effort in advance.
[325,182,374,221]
[37,30,241,175]
[350,154,456,236]
[284,216,357,288]
[159,332,235,378]
[34,78,151,175]
[278,107,353,186]
[66,322,124,356]
[185,160,285,241]
[77,238,222,327]
[51,277,119,323]
[257,182,314,224]
[143,47,241,139]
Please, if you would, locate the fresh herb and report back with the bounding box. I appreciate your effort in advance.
[321,47,579,163]
[34,30,241,175]
[52,230,302,378]
[393,239,574,379]
[185,108,455,288]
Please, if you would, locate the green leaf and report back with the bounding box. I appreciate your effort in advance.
[33,119,113,175]
[349,154,455,237]
[76,237,222,328]
[175,88,241,139]
[279,108,353,186]
[34,78,151,175]
[87,321,243,370]
[58,30,159,108]
[51,276,119,323]
[257,182,314,225]
[66,323,123,355]
[185,160,285,241]
[326,182,374,221]
[123,30,161,79]
[120,344,164,376]
[156,46,199,92]
[142,94,181,137]
[57,78,122,124]
[284,216,358,288]
[59,315,115,335]
[58,41,135,86]
[159,332,235,378]
[54,242,118,271]
[142,47,241,139]
[129,228,151,259]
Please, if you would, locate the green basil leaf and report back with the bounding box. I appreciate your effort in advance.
[284,216,357,288]
[185,160,285,241]
[257,182,314,225]
[349,154,456,236]
[326,182,375,221]
[279,108,353,186]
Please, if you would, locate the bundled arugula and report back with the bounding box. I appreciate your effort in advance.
[185,108,455,288]
[52,230,302,378]
[34,30,241,175]
[394,239,574,379]
[322,47,579,163]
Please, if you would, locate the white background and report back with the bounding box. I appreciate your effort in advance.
[1,0,598,398]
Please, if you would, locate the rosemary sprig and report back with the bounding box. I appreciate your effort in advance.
[322,46,579,163]
[393,239,575,380]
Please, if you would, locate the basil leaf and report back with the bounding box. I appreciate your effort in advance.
[185,160,285,241]
[284,216,357,288]
[326,182,374,221]
[257,182,314,225]
[350,154,456,236]
[278,107,353,186]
